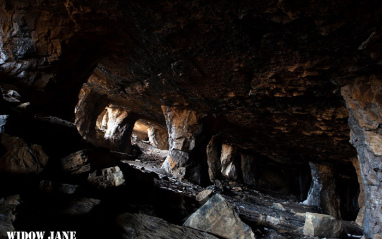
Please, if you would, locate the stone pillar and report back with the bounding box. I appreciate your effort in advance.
[220,144,241,181]
[161,106,206,184]
[303,162,341,219]
[241,153,256,187]
[206,134,222,182]
[103,106,137,153]
[341,78,382,238]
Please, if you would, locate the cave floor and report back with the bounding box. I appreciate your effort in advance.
[5,141,362,239]
[122,151,363,239]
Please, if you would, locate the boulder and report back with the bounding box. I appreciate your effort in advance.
[0,133,48,174]
[196,190,213,205]
[61,149,92,174]
[59,197,101,216]
[39,180,78,195]
[60,149,118,175]
[87,166,125,189]
[184,194,255,239]
[303,212,342,238]
[272,203,286,211]
[116,213,218,239]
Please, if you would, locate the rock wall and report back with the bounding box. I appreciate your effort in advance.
[342,78,382,238]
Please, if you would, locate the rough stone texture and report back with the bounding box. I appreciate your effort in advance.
[353,157,366,227]
[0,115,8,133]
[241,153,256,187]
[75,85,137,153]
[0,195,20,239]
[1,1,382,235]
[0,0,378,165]
[61,149,92,175]
[342,79,382,238]
[116,213,218,239]
[87,166,125,189]
[206,134,222,182]
[374,234,382,239]
[131,119,149,141]
[39,180,78,195]
[161,106,207,184]
[303,212,342,238]
[184,194,255,239]
[147,125,169,150]
[0,133,48,174]
[196,190,213,205]
[220,144,241,181]
[303,162,341,219]
[59,197,101,216]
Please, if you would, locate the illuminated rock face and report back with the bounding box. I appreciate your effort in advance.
[342,79,382,238]
[1,0,382,236]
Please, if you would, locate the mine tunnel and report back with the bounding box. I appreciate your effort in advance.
[0,1,381,239]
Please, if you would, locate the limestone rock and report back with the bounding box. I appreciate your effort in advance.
[61,149,118,175]
[241,153,256,187]
[342,79,382,237]
[0,195,20,239]
[196,190,213,205]
[303,212,342,238]
[352,158,366,227]
[206,134,222,182]
[61,149,92,175]
[147,126,169,150]
[39,180,78,195]
[0,115,8,133]
[220,144,241,181]
[161,106,206,184]
[303,162,341,218]
[272,203,286,211]
[87,166,125,189]
[116,213,218,239]
[0,133,48,174]
[59,197,101,216]
[374,234,382,239]
[75,86,137,153]
[184,194,255,239]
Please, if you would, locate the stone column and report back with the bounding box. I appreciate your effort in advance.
[241,153,256,187]
[161,105,206,184]
[341,77,382,238]
[303,163,341,219]
[220,144,241,181]
[103,106,137,153]
[206,134,222,182]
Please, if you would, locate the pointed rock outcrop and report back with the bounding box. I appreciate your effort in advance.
[184,194,255,239]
